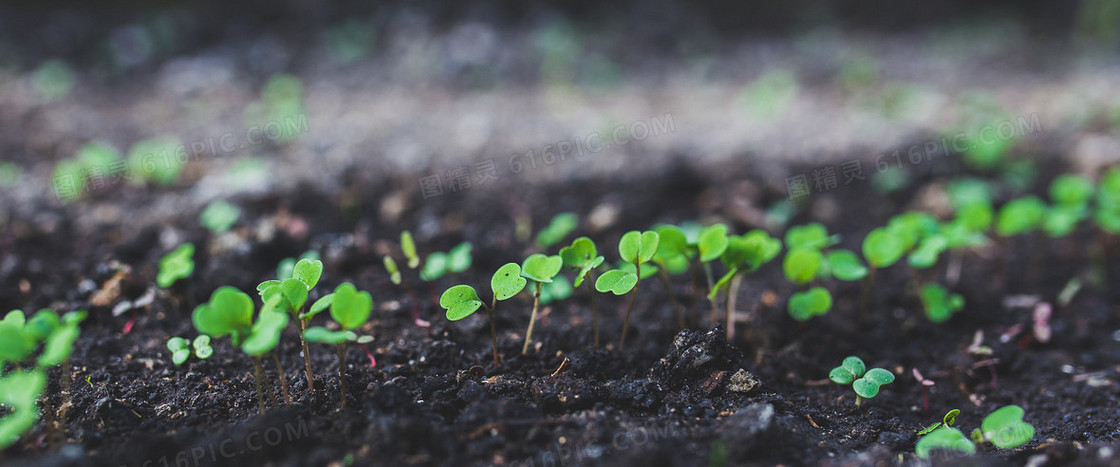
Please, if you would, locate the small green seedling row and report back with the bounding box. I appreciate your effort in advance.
[829,356,895,407]
[915,405,1034,459]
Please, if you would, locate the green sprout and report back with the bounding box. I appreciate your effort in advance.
[520,254,564,354]
[383,256,402,285]
[200,200,241,234]
[696,224,730,322]
[419,242,473,281]
[1096,167,1120,233]
[862,226,906,270]
[304,282,373,409]
[167,335,213,365]
[157,243,195,288]
[915,405,1034,459]
[828,356,895,407]
[788,286,832,321]
[995,196,1046,237]
[401,231,420,268]
[712,230,782,337]
[440,263,528,364]
[975,405,1035,449]
[276,250,319,281]
[596,230,658,349]
[127,136,184,186]
[0,370,46,449]
[258,258,323,397]
[919,283,964,323]
[783,247,824,285]
[536,212,578,249]
[192,287,289,413]
[784,223,838,251]
[826,249,869,281]
[560,237,607,345]
[1043,174,1094,237]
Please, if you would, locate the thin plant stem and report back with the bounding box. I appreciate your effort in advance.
[337,343,348,410]
[703,262,719,324]
[487,297,498,365]
[586,274,601,348]
[657,269,686,329]
[271,351,290,405]
[522,282,542,355]
[297,318,315,394]
[251,357,268,414]
[859,267,877,320]
[725,274,742,341]
[619,263,642,350]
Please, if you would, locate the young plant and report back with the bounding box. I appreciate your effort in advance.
[1043,174,1094,237]
[520,254,564,354]
[918,408,959,436]
[200,200,241,235]
[536,212,578,249]
[276,250,320,281]
[912,369,938,412]
[192,287,289,413]
[167,335,213,365]
[828,356,895,407]
[560,237,607,343]
[859,225,907,314]
[650,225,691,327]
[995,196,1046,237]
[258,258,323,396]
[304,283,373,409]
[383,231,427,328]
[440,263,528,364]
[787,287,832,321]
[420,242,473,281]
[711,230,782,337]
[596,230,659,349]
[1095,167,1120,233]
[919,283,964,323]
[157,243,195,288]
[695,224,729,322]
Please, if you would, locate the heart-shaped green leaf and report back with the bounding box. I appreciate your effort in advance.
[560,237,598,268]
[280,278,309,311]
[862,368,895,385]
[292,259,323,290]
[862,227,905,268]
[697,224,729,262]
[330,283,372,330]
[240,305,289,356]
[171,349,190,365]
[829,366,855,385]
[257,280,281,294]
[440,285,483,321]
[521,254,563,283]
[302,293,335,320]
[915,427,976,459]
[193,335,213,359]
[852,378,882,398]
[787,287,832,321]
[982,405,1035,449]
[594,269,637,295]
[447,242,473,273]
[24,310,59,341]
[827,249,868,281]
[167,337,189,352]
[420,252,448,281]
[192,287,254,338]
[491,263,528,301]
[785,223,835,250]
[841,356,866,378]
[618,230,656,265]
[783,248,824,285]
[653,225,689,261]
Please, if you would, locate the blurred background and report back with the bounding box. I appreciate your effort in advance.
[1,0,1120,219]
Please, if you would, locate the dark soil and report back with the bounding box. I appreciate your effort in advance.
[2,149,1120,467]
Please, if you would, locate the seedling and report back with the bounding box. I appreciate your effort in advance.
[1095,167,1120,233]
[974,405,1035,449]
[200,200,241,234]
[258,257,323,396]
[560,237,606,346]
[711,230,782,337]
[440,263,528,364]
[596,230,659,349]
[382,231,428,328]
[401,231,420,268]
[695,224,729,322]
[650,225,691,328]
[783,248,824,285]
[157,243,195,288]
[1043,174,1094,237]
[918,408,959,436]
[919,283,964,323]
[860,226,906,314]
[304,282,373,409]
[420,242,473,281]
[915,405,1034,459]
[912,369,938,412]
[995,196,1046,237]
[127,136,185,186]
[828,356,895,407]
[520,254,564,354]
[788,286,832,321]
[192,287,289,413]
[536,212,578,249]
[167,335,213,365]
[276,250,320,281]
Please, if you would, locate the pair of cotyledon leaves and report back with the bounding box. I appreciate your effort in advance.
[441,254,563,321]
[828,356,895,399]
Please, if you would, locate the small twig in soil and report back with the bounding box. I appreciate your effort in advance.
[551,357,570,377]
